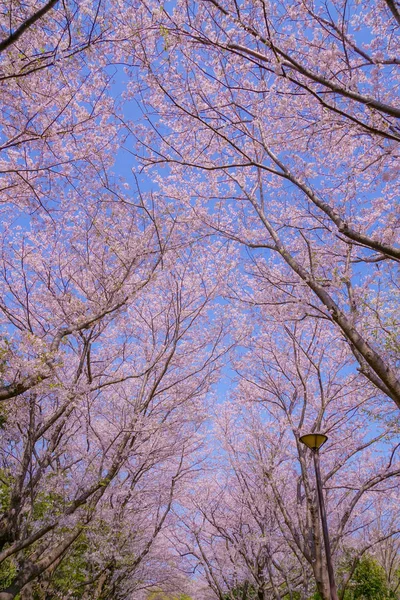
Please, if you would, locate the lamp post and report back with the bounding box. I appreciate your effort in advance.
[299,433,338,600]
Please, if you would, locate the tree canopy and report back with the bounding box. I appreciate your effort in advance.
[0,0,399,598]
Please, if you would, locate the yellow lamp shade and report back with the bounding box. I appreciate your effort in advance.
[299,433,328,450]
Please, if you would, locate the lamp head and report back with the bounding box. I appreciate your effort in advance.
[299,432,328,451]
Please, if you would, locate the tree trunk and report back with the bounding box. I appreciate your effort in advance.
[20,582,34,600]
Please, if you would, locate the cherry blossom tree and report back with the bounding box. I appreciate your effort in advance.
[129,0,400,407]
[1,2,400,599]
[0,0,152,215]
[0,3,240,598]
[171,321,400,600]
[0,183,235,598]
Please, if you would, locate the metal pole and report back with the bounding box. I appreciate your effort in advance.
[313,450,339,600]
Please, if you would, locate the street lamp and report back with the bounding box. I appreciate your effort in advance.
[299,433,338,600]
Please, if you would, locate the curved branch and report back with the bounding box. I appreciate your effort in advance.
[0,0,59,54]
[262,145,400,262]
[383,0,400,27]
[244,194,400,406]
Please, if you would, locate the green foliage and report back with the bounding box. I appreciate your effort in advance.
[342,555,391,600]
[159,24,170,51]
[304,554,394,600]
[32,491,64,520]
[49,537,89,598]
[0,476,19,594]
[222,582,257,600]
[31,535,90,599]
[0,555,17,590]
[0,470,13,513]
[147,592,192,600]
